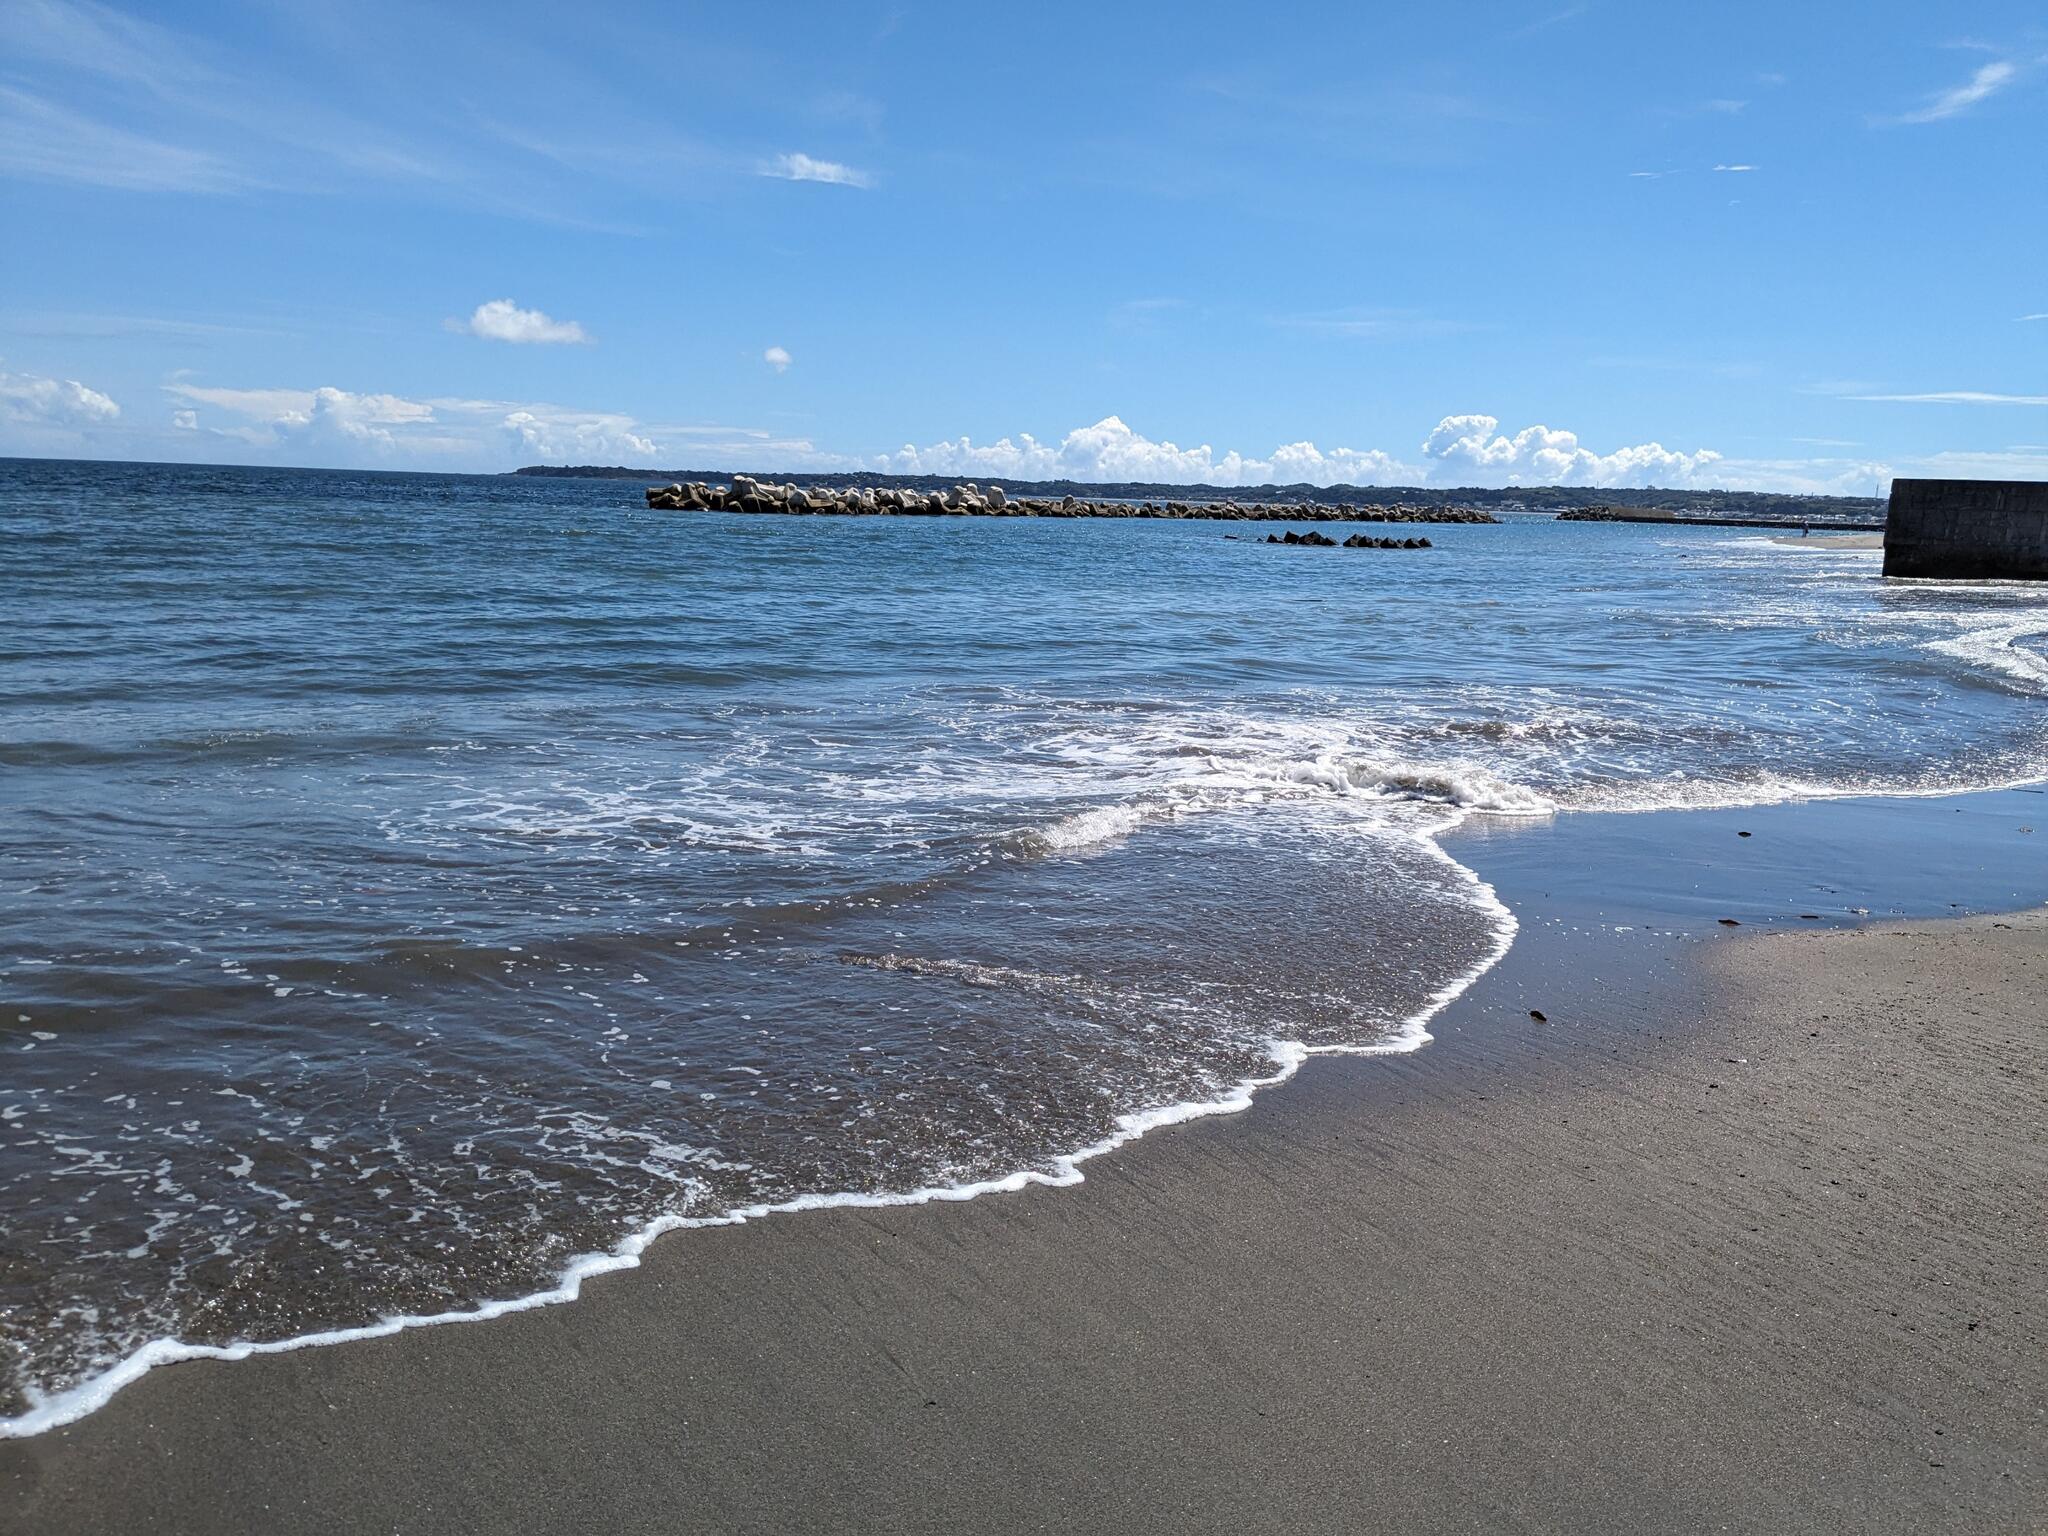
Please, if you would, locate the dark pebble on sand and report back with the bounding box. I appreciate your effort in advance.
[1718,918,1742,926]
[1529,1009,1547,1022]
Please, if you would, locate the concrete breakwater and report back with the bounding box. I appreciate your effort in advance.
[644,476,1497,523]
[1883,478,2048,580]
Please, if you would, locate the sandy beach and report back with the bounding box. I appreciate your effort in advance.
[1770,532,1888,549]
[3,794,2041,1534]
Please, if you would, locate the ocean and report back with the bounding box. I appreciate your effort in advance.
[3,457,2044,1431]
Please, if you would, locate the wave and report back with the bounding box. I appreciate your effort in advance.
[1010,801,1149,855]
[1925,616,2048,688]
[0,747,1520,1441]
[9,551,2048,1440]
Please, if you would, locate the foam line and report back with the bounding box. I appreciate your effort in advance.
[11,709,2048,1436]
[0,800,1515,1441]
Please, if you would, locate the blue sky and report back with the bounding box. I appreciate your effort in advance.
[1,1,2044,491]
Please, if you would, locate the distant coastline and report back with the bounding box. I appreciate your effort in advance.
[512,463,1885,525]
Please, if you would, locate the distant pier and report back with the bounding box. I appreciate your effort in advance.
[1558,508,1887,532]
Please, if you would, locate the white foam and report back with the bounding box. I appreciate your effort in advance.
[13,549,2048,1436]
[1926,615,2048,687]
[0,787,1518,1442]
[1275,755,1558,815]
[1030,802,1148,853]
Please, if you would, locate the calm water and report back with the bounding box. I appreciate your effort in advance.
[3,458,2045,1426]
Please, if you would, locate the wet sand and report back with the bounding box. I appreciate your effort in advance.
[3,795,2043,1534]
[1770,532,1886,549]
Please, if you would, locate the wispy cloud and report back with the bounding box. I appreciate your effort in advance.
[1109,296,1190,331]
[1273,307,1469,340]
[763,346,792,373]
[2,0,217,91]
[2018,312,2048,323]
[761,152,874,189]
[0,308,291,341]
[1850,390,2048,406]
[1508,5,1588,40]
[1887,59,2019,124]
[1713,163,1757,173]
[451,299,591,345]
[0,85,251,192]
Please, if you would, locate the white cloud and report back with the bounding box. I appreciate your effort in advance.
[878,414,1732,490]
[455,299,591,345]
[1419,414,1723,487]
[5,0,216,91]
[0,366,120,426]
[877,415,1412,486]
[1849,390,2048,406]
[1902,446,2048,479]
[763,345,792,373]
[761,152,874,189]
[1890,60,2017,124]
[498,406,655,462]
[2018,313,2048,322]
[167,383,436,449]
[162,380,667,465]
[1707,455,1895,496]
[89,386,1881,494]
[1712,163,1756,172]
[1275,308,1468,340]
[0,84,249,193]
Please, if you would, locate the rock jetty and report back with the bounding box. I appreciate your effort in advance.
[644,476,1495,524]
[1265,531,1433,549]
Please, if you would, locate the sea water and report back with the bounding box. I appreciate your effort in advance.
[2,459,2044,1429]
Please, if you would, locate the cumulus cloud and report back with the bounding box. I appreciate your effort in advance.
[1890,60,2018,124]
[1419,414,1722,486]
[498,406,655,461]
[138,386,1746,490]
[0,366,120,427]
[764,345,792,373]
[879,415,1415,487]
[876,414,1726,490]
[163,380,664,464]
[454,299,591,345]
[762,152,874,189]
[168,383,436,449]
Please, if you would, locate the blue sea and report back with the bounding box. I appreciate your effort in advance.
[3,458,2045,1430]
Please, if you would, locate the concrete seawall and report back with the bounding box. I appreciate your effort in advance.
[1883,479,2048,580]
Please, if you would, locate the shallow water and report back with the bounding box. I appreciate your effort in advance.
[3,458,2045,1426]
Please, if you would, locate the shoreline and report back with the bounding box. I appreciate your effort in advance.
[0,803,1519,1442]
[3,786,2043,1532]
[11,778,2036,1443]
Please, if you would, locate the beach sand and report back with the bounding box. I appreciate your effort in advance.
[3,796,2043,1534]
[1770,532,1887,549]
